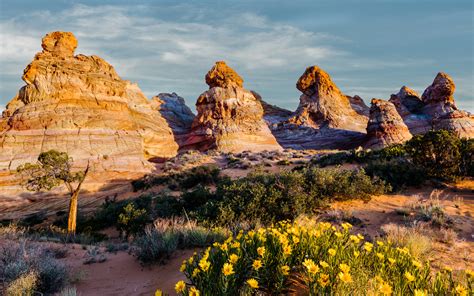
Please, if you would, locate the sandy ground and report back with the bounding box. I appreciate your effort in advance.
[62,247,191,296]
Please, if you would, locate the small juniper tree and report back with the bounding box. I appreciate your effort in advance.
[17,150,89,234]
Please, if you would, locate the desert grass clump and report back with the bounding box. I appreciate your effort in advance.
[5,271,38,296]
[134,218,229,264]
[381,223,433,259]
[0,240,68,294]
[174,219,472,295]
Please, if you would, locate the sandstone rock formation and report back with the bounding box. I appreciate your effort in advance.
[389,73,473,138]
[183,61,281,152]
[365,99,412,148]
[0,31,178,172]
[348,95,370,117]
[289,66,368,132]
[151,93,195,146]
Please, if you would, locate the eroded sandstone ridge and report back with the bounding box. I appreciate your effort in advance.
[289,66,368,132]
[0,31,178,172]
[365,99,412,149]
[183,61,281,152]
[389,73,473,137]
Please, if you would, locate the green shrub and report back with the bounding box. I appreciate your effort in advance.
[460,138,474,176]
[179,165,221,189]
[117,203,149,238]
[0,241,68,294]
[206,168,387,226]
[365,159,426,191]
[276,159,291,166]
[405,130,461,180]
[154,195,182,218]
[5,271,38,296]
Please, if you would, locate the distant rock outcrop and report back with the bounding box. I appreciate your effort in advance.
[390,73,473,138]
[289,66,368,132]
[183,61,281,152]
[365,99,412,148]
[252,91,293,125]
[0,31,178,172]
[348,95,370,117]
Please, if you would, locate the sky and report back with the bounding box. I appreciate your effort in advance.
[0,0,472,112]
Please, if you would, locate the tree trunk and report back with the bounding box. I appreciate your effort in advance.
[67,189,79,234]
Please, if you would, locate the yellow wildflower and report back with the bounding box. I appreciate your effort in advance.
[174,281,186,293]
[180,261,186,272]
[335,231,343,238]
[353,251,360,258]
[192,268,200,277]
[188,256,194,264]
[257,246,265,257]
[293,236,300,244]
[466,269,474,278]
[414,289,427,296]
[199,259,210,272]
[319,261,329,268]
[455,284,467,296]
[376,241,384,246]
[404,272,415,282]
[328,248,337,256]
[378,282,392,295]
[155,289,163,296]
[247,278,259,289]
[229,254,239,264]
[232,241,240,248]
[376,253,385,260]
[303,259,320,274]
[281,265,290,275]
[283,244,292,256]
[319,273,330,287]
[364,242,373,252]
[189,287,200,296]
[341,222,352,230]
[253,260,263,270]
[222,263,235,276]
[357,233,364,240]
[412,260,422,268]
[338,272,353,283]
[443,266,453,273]
[220,243,228,251]
[350,235,360,243]
[339,263,350,274]
[388,258,396,265]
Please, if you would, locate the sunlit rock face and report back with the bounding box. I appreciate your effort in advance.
[0,31,178,172]
[389,74,474,138]
[365,99,412,149]
[183,61,282,152]
[289,66,368,132]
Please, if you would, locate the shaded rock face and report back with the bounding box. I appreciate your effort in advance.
[0,31,178,172]
[290,66,368,132]
[251,91,293,125]
[348,95,370,117]
[151,92,195,137]
[184,61,281,152]
[365,99,412,149]
[390,74,473,138]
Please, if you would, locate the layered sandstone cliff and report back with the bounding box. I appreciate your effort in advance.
[183,61,281,152]
[365,99,412,148]
[0,31,178,172]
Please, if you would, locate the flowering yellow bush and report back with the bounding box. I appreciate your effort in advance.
[174,220,473,295]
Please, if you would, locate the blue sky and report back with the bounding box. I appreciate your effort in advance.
[0,0,472,112]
